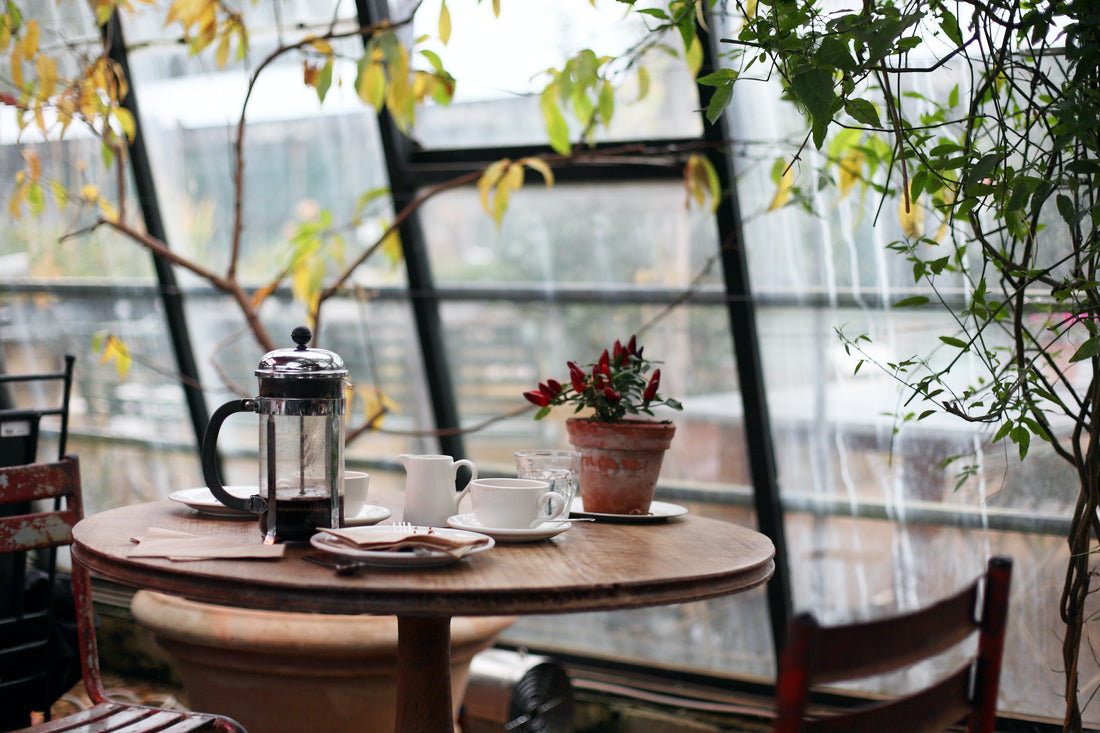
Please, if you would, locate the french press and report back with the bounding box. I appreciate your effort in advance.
[201,326,347,543]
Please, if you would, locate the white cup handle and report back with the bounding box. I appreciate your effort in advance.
[531,492,568,527]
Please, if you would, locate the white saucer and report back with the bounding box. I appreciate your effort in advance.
[169,487,257,519]
[344,504,391,527]
[446,513,572,543]
[569,498,688,523]
[309,525,494,568]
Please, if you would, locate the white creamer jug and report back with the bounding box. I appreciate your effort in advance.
[400,454,478,526]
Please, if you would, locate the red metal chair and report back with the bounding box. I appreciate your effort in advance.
[0,456,247,733]
[773,555,1012,733]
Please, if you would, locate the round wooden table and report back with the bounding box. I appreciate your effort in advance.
[72,492,775,733]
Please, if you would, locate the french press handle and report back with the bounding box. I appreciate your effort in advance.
[201,398,266,514]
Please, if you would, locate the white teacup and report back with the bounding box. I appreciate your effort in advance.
[344,471,370,518]
[467,478,567,529]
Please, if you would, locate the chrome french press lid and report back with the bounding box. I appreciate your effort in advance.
[255,326,347,380]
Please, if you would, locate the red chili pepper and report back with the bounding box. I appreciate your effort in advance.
[523,389,551,407]
[613,339,626,366]
[568,361,587,393]
[627,335,638,355]
[0,93,18,107]
[643,369,661,401]
[592,364,606,391]
[538,381,561,400]
[597,348,610,375]
[603,387,621,402]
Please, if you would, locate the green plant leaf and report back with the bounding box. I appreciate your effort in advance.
[1070,336,1100,363]
[315,58,333,103]
[790,67,836,148]
[893,295,930,308]
[844,98,880,126]
[541,89,571,155]
[939,335,969,349]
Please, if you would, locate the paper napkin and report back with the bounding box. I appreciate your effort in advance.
[317,527,490,557]
[129,527,286,560]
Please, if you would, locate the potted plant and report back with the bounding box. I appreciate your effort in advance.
[524,335,682,515]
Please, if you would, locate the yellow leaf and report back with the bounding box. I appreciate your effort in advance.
[837,148,864,199]
[99,335,132,379]
[33,100,44,133]
[636,66,650,102]
[357,60,386,110]
[35,54,56,99]
[50,180,68,211]
[492,0,501,17]
[898,194,924,238]
[215,32,230,69]
[81,183,98,202]
[10,46,23,90]
[168,0,208,28]
[381,224,403,266]
[307,37,333,55]
[684,34,703,78]
[290,252,324,308]
[23,149,40,181]
[22,20,38,59]
[360,385,398,429]
[478,159,510,215]
[768,163,794,211]
[438,0,451,45]
[492,180,510,228]
[114,106,136,141]
[98,197,119,223]
[502,160,524,191]
[684,154,721,213]
[519,157,554,187]
[250,281,277,309]
[743,0,757,28]
[8,181,25,218]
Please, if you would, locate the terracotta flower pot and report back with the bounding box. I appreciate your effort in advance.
[565,417,676,515]
[130,591,514,733]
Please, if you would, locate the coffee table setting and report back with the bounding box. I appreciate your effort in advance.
[158,444,690,571]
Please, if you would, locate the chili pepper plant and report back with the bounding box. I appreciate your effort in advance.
[524,335,683,423]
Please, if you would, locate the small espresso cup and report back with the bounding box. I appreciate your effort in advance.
[343,471,370,519]
[468,478,567,529]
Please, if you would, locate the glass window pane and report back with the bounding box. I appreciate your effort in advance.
[730,45,1084,722]
[419,182,722,289]
[405,0,703,148]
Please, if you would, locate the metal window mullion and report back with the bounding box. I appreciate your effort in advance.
[354,0,465,460]
[101,13,213,456]
[697,20,793,655]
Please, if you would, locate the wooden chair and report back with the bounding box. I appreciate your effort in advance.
[0,456,247,733]
[773,555,1012,733]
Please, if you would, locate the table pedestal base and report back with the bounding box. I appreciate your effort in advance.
[396,616,455,733]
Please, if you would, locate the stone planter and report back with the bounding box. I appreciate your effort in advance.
[565,417,676,515]
[130,591,514,733]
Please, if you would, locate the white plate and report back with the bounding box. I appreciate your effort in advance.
[569,498,688,523]
[309,525,494,568]
[446,513,572,543]
[344,504,392,527]
[169,487,257,519]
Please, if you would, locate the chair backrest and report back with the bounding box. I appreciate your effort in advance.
[773,555,1012,733]
[0,456,87,728]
